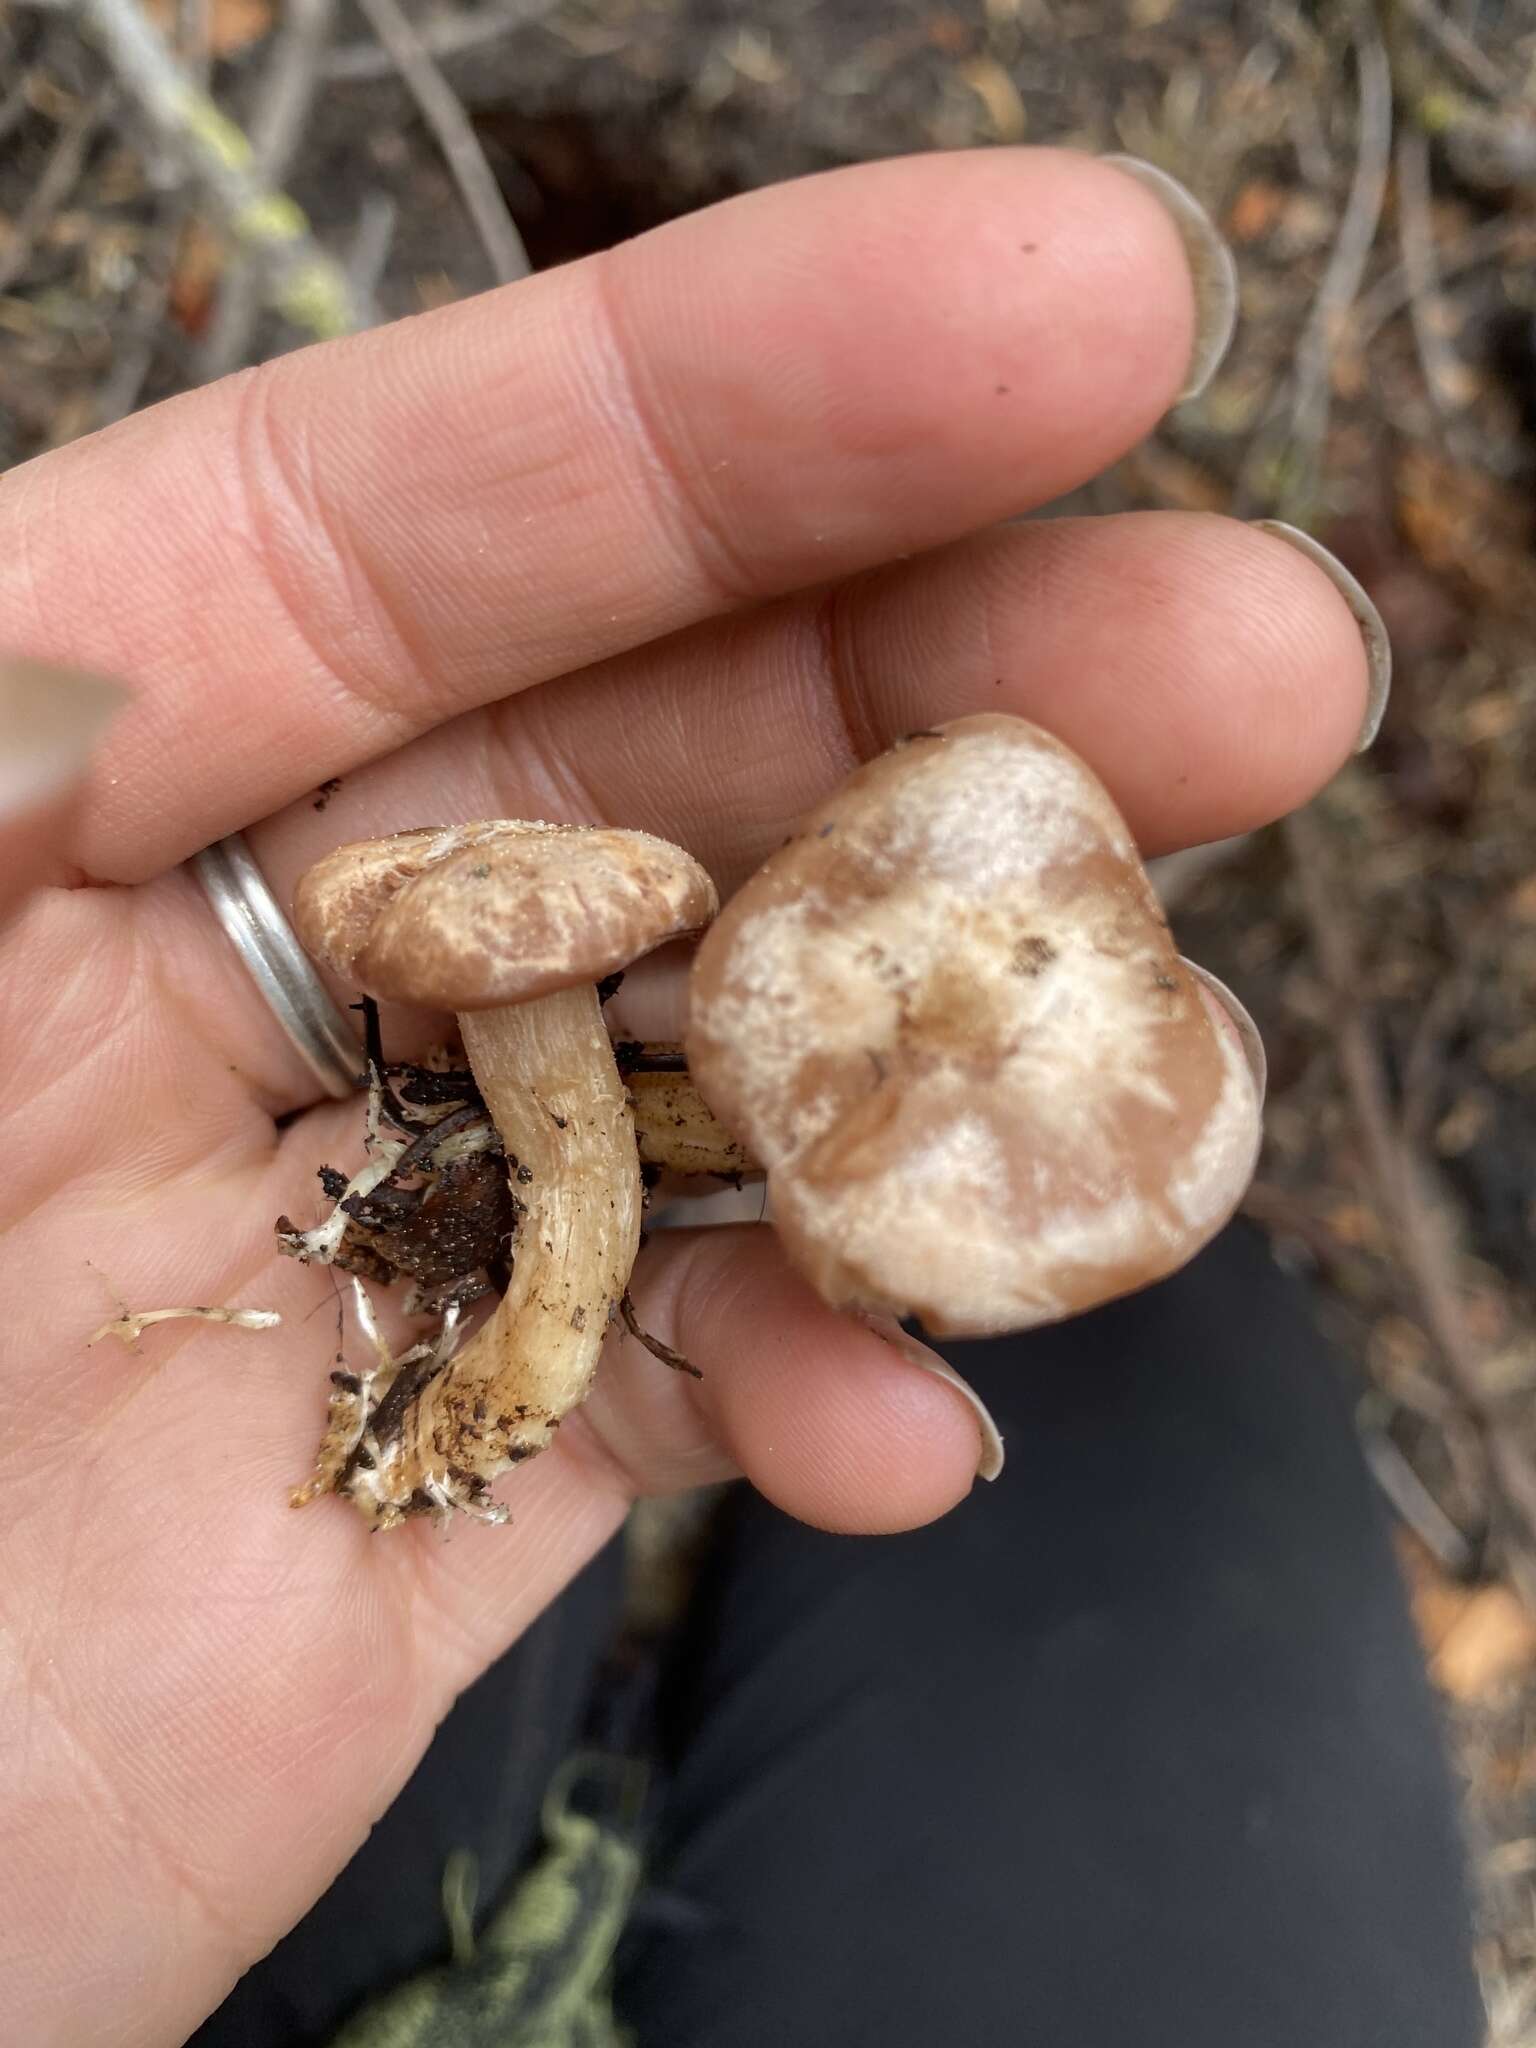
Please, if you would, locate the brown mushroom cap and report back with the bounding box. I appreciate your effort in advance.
[685,714,1262,1337]
[294,821,718,1008]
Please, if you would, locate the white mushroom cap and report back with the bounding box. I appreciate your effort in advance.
[293,820,718,1008]
[685,714,1263,1337]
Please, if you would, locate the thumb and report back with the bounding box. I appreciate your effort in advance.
[0,659,127,924]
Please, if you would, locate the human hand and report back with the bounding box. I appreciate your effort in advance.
[0,150,1379,2045]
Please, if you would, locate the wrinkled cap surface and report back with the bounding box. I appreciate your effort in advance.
[685,714,1262,1337]
[295,820,718,1008]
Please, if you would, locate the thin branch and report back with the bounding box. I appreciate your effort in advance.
[70,0,371,341]
[1394,122,1473,433]
[354,0,530,285]
[1359,1405,1477,1576]
[324,1,556,84]
[1279,3,1394,518]
[197,0,339,380]
[1398,897,1498,1152]
[0,80,112,295]
[1284,804,1536,1582]
[343,189,398,310]
[243,0,337,176]
[618,1292,702,1378]
[1352,213,1528,345]
[0,65,35,149]
[1248,8,1536,1582]
[94,195,185,425]
[1235,7,1393,522]
[1398,0,1508,102]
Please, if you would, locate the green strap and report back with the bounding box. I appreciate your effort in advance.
[332,1753,645,2048]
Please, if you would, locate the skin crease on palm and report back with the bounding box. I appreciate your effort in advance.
[0,151,1372,2045]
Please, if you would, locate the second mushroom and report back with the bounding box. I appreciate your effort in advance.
[285,821,717,1529]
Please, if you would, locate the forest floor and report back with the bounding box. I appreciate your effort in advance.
[5,0,1536,2034]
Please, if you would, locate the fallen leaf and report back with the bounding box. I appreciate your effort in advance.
[1327,1201,1384,1250]
[1398,1533,1536,1702]
[1398,446,1536,614]
[1226,179,1285,244]
[1461,694,1522,744]
[167,216,224,337]
[1434,1589,1536,1701]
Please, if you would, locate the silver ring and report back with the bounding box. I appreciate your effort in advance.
[190,833,361,1099]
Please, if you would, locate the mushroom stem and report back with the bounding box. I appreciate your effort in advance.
[345,985,641,1528]
[622,1046,757,1178]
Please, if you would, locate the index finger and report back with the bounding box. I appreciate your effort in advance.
[0,149,1214,883]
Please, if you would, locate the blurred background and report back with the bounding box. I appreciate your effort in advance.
[3,0,1536,2033]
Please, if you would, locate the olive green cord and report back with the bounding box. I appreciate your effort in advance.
[332,1753,647,2048]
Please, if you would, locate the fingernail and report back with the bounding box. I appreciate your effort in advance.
[1101,155,1238,401]
[0,659,127,817]
[1183,959,1268,1106]
[859,1313,1005,1481]
[1250,521,1393,751]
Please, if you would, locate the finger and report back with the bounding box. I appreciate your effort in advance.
[237,511,1370,1093]
[575,1223,995,1528]
[230,510,1368,1104]
[0,663,126,924]
[266,514,1369,896]
[1,150,1223,881]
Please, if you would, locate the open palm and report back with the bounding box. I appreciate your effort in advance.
[0,150,1372,2047]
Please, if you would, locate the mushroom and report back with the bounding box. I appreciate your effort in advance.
[685,714,1264,1338]
[290,820,717,1528]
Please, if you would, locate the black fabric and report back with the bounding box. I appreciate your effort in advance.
[190,1539,627,2048]
[616,1224,1483,2048]
[192,1224,1482,2048]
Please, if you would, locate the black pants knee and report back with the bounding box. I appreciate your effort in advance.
[196,1225,1482,2048]
[616,1224,1482,2048]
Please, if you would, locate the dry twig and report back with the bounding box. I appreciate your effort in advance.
[1254,7,1536,1578]
[354,0,530,285]
[1393,122,1474,435]
[197,0,340,380]
[1352,212,1532,346]
[70,0,370,340]
[343,190,398,308]
[1398,0,1508,102]
[324,1,557,83]
[1282,4,1393,510]
[93,198,184,426]
[618,1291,702,1378]
[1233,5,1392,519]
[1285,806,1536,1591]
[0,80,112,296]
